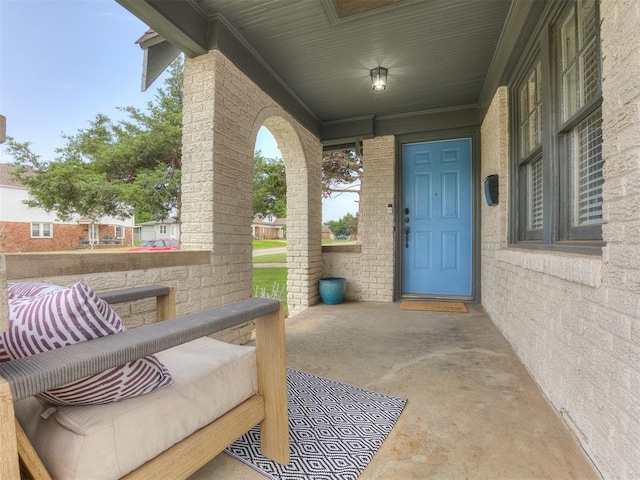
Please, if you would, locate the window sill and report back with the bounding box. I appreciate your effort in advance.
[496,246,602,288]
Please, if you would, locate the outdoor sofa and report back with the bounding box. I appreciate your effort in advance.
[0,279,289,479]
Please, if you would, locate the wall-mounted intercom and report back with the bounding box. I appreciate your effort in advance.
[484,174,499,206]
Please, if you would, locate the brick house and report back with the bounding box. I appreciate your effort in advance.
[112,1,640,476]
[251,214,285,239]
[0,0,635,477]
[0,163,134,252]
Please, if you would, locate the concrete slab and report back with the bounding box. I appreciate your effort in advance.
[190,302,600,479]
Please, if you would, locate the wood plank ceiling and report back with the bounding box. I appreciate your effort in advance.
[193,0,512,122]
[117,0,520,142]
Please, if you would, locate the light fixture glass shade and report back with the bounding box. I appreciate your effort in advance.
[370,67,388,91]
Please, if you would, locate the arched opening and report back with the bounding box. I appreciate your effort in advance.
[250,110,323,315]
[252,127,287,309]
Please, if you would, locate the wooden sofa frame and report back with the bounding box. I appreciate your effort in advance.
[0,286,289,480]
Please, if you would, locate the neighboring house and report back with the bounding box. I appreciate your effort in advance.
[135,218,180,242]
[0,164,134,252]
[321,224,333,240]
[251,214,285,239]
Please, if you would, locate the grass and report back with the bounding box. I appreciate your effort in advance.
[252,267,288,312]
[252,253,286,264]
[253,239,286,249]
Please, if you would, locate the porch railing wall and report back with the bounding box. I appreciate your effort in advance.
[1,251,254,345]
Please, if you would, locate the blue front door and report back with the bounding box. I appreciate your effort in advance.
[401,139,472,296]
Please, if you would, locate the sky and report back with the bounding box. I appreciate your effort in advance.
[0,0,358,222]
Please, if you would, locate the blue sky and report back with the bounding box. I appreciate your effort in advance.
[0,0,357,222]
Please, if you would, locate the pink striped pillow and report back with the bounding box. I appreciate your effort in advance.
[7,282,65,299]
[0,282,172,405]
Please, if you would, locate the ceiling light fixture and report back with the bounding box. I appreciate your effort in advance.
[370,66,388,92]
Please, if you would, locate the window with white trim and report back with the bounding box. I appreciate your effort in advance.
[31,222,53,238]
[115,225,124,239]
[511,0,603,252]
[159,225,167,235]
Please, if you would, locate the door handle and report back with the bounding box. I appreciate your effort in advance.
[404,226,410,248]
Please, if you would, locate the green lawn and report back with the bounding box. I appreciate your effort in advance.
[253,239,287,249]
[252,253,286,264]
[252,267,288,312]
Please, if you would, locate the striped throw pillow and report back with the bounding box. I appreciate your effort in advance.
[0,282,172,405]
[7,282,65,300]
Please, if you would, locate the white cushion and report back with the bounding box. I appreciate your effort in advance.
[15,337,258,480]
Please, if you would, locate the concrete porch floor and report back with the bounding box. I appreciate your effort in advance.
[190,302,600,479]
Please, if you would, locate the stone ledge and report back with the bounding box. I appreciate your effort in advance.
[4,251,211,280]
[495,248,603,288]
[322,244,362,253]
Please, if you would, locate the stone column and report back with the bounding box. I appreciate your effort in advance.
[360,136,396,301]
[181,50,323,312]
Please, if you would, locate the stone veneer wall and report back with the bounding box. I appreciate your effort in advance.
[182,50,322,314]
[321,136,396,303]
[321,246,363,301]
[480,0,640,472]
[359,136,396,302]
[1,252,253,345]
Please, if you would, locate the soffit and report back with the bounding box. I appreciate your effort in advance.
[116,0,530,142]
[193,0,512,122]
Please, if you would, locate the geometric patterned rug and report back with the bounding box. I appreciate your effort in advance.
[225,368,407,480]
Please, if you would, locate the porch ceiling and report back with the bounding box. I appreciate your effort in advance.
[116,0,537,144]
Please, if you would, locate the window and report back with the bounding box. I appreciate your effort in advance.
[573,110,603,226]
[31,223,53,238]
[88,224,99,244]
[515,61,544,239]
[159,225,167,235]
[115,225,124,239]
[511,0,603,252]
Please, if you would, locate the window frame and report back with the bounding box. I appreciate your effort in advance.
[509,0,604,254]
[30,222,53,239]
[114,225,124,239]
[513,53,544,242]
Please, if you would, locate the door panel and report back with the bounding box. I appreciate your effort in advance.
[402,139,472,296]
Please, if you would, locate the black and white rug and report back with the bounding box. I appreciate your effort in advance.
[225,368,407,480]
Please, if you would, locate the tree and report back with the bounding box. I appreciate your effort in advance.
[325,212,358,238]
[253,151,286,218]
[5,57,183,223]
[322,150,362,199]
[322,149,361,237]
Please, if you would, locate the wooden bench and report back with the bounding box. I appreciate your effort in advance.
[0,284,289,480]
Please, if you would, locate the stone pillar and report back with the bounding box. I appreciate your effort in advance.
[181,50,323,312]
[598,2,640,477]
[360,136,396,301]
[263,116,323,314]
[181,51,254,304]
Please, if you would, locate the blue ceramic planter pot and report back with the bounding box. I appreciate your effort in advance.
[319,277,346,305]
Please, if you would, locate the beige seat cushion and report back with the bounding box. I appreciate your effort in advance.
[15,337,258,480]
